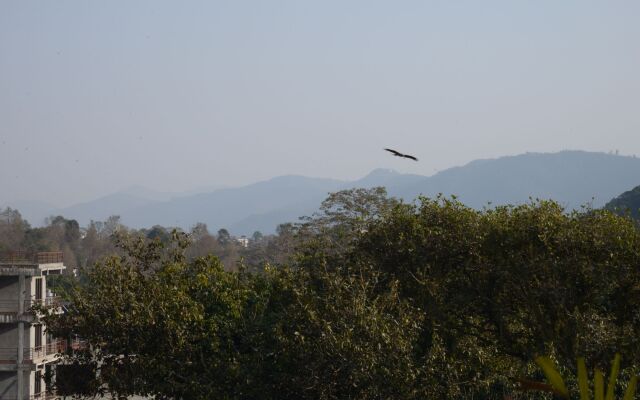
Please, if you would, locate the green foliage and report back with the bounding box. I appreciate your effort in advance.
[143,224,172,243]
[298,186,399,251]
[43,231,427,400]
[522,354,638,400]
[533,356,570,397]
[39,191,640,399]
[45,273,77,301]
[238,265,427,400]
[217,228,231,245]
[251,230,263,242]
[353,197,640,369]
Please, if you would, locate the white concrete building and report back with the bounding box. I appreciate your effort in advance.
[235,236,249,248]
[0,251,66,400]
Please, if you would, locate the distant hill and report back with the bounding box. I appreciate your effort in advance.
[57,191,162,226]
[227,169,426,234]
[388,151,640,210]
[1,186,174,227]
[605,185,640,221]
[120,175,345,232]
[191,151,640,235]
[8,151,640,234]
[0,200,58,226]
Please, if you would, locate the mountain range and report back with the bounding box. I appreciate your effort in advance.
[5,151,640,235]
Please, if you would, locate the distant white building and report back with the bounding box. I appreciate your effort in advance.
[235,236,249,248]
[0,251,66,400]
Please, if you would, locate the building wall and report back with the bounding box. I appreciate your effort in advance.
[0,370,31,399]
[0,276,19,302]
[0,370,18,399]
[0,324,17,349]
[0,325,34,358]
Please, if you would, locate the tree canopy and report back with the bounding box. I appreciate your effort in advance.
[37,191,640,399]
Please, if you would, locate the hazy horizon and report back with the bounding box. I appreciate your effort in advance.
[2,1,640,207]
[1,149,635,211]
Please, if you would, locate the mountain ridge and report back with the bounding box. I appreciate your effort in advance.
[5,151,640,234]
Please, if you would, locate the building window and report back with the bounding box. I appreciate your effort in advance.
[35,370,42,395]
[45,364,53,392]
[35,277,43,301]
[35,324,42,349]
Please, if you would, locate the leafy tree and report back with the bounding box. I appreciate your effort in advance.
[186,223,221,260]
[43,232,428,400]
[237,265,428,400]
[298,186,398,254]
[0,207,29,251]
[303,186,398,231]
[39,215,82,269]
[349,196,640,391]
[79,219,121,270]
[190,223,210,241]
[251,230,263,242]
[144,225,171,243]
[217,228,231,245]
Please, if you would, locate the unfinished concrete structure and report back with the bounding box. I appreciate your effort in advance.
[0,251,65,400]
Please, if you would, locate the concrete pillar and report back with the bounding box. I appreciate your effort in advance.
[17,273,24,400]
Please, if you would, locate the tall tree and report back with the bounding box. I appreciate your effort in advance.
[0,207,29,251]
[217,228,231,245]
[186,223,221,259]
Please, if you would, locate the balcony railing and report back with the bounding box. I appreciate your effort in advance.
[0,297,62,313]
[0,251,63,265]
[0,340,67,363]
[0,391,59,400]
[30,392,60,400]
[28,296,62,308]
[30,340,67,360]
[0,300,20,313]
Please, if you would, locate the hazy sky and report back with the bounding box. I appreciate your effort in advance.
[2,1,639,207]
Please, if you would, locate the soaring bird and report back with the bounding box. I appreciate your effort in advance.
[384,148,418,161]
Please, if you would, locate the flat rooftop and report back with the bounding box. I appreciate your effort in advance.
[0,251,65,275]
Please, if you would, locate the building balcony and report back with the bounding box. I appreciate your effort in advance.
[30,297,62,308]
[0,340,67,365]
[29,340,68,361]
[0,297,62,323]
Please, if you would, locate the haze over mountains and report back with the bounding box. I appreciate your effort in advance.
[5,151,640,235]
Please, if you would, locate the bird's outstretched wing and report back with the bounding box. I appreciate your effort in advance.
[384,148,418,161]
[384,148,403,156]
